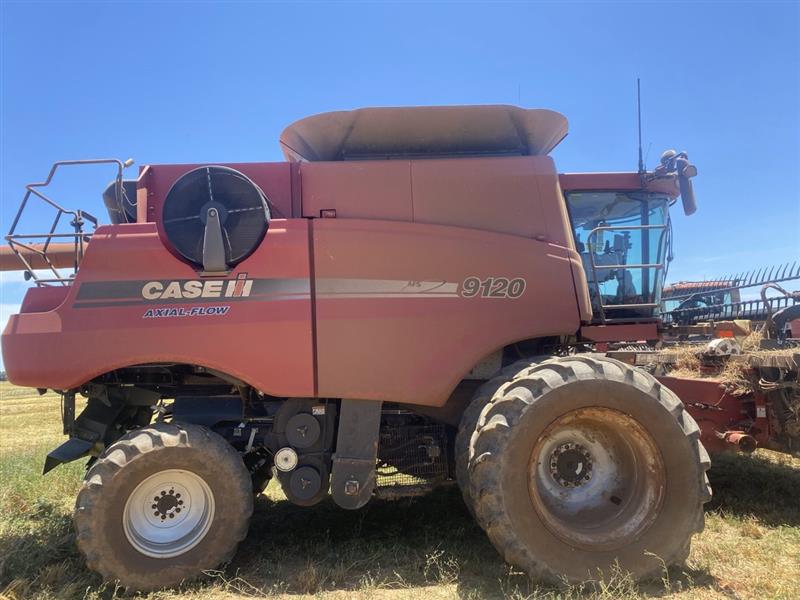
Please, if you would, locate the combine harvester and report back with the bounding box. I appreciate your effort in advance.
[1,105,798,590]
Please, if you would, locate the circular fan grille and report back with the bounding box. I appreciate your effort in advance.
[162,166,270,267]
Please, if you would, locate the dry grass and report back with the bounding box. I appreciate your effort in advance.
[739,330,764,353]
[656,337,797,387]
[662,345,702,379]
[1,382,799,600]
[717,359,756,396]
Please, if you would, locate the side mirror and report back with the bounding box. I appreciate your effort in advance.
[678,176,697,216]
[675,154,698,216]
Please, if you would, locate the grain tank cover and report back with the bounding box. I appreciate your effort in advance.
[279,105,568,162]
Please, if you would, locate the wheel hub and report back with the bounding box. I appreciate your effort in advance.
[528,407,666,551]
[123,469,215,558]
[152,488,185,520]
[549,442,593,487]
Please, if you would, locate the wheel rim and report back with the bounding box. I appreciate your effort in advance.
[123,469,215,558]
[528,407,665,551]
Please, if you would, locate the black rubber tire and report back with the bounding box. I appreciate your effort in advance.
[455,357,546,514]
[468,355,711,583]
[74,423,253,591]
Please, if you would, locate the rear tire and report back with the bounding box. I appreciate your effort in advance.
[74,423,253,591]
[468,355,711,582]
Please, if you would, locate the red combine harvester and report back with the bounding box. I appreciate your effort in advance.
[2,105,798,590]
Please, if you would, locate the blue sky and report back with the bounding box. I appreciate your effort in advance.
[1,1,798,367]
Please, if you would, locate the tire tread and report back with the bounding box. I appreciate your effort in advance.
[466,355,711,582]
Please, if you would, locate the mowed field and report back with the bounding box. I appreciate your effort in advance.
[1,381,799,600]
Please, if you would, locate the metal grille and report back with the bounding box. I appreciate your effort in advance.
[376,423,449,488]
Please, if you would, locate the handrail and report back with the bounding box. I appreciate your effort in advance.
[585,224,668,324]
[5,158,133,286]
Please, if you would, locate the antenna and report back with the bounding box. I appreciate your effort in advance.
[637,78,645,174]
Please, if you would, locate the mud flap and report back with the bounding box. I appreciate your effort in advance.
[330,399,382,509]
[43,438,95,474]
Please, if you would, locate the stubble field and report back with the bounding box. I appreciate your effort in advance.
[1,381,799,600]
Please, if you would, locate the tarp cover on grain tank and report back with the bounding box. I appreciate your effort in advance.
[279,105,568,162]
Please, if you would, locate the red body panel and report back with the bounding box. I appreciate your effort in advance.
[2,221,315,397]
[6,156,669,407]
[142,162,297,234]
[313,219,581,406]
[301,161,413,221]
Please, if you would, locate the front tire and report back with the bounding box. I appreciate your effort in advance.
[468,356,711,582]
[74,423,253,591]
[455,357,546,514]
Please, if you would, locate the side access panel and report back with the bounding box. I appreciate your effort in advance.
[313,219,581,407]
[2,220,315,397]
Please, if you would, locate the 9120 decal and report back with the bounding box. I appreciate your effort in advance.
[460,276,526,299]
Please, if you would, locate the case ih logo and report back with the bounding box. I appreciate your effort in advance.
[142,273,253,301]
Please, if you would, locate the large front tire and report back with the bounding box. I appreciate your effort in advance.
[468,356,711,582]
[74,423,253,591]
[455,357,546,514]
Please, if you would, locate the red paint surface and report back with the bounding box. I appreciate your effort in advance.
[2,221,315,397]
[3,157,679,408]
[313,219,581,406]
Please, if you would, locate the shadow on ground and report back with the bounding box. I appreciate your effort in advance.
[223,483,735,600]
[705,451,800,527]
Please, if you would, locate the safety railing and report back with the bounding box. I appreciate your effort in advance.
[586,224,668,324]
[6,158,133,286]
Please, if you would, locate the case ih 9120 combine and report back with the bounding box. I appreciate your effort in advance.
[2,106,798,591]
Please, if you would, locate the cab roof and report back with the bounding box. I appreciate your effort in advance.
[279,105,568,162]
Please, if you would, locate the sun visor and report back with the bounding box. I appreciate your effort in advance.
[279,105,568,162]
